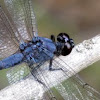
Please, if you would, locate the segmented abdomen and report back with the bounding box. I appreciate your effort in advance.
[0,53,24,70]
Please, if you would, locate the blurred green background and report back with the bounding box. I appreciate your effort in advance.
[0,0,100,92]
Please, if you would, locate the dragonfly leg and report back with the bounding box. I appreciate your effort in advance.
[49,59,63,71]
[30,68,46,86]
[51,35,55,42]
[34,77,46,86]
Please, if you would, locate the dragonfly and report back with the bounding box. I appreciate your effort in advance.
[0,0,100,100]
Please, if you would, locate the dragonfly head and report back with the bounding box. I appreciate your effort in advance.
[56,33,75,56]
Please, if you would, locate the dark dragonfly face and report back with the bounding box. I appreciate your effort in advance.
[56,33,75,56]
[0,0,99,100]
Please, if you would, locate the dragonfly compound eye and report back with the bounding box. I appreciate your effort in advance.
[61,42,73,56]
[57,33,70,43]
[57,33,75,56]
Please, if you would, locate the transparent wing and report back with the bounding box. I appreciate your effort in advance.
[28,61,59,100]
[6,61,44,85]
[6,63,56,100]
[0,0,38,58]
[23,58,100,100]
[4,0,38,41]
[6,63,30,84]
[50,57,100,100]
[29,56,100,100]
[6,62,56,99]
[3,0,38,83]
[0,6,19,58]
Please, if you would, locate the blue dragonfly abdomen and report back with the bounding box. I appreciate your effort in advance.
[0,53,24,70]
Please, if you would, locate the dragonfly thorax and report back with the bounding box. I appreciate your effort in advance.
[19,37,56,64]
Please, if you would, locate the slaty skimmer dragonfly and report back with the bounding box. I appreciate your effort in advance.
[0,0,100,100]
